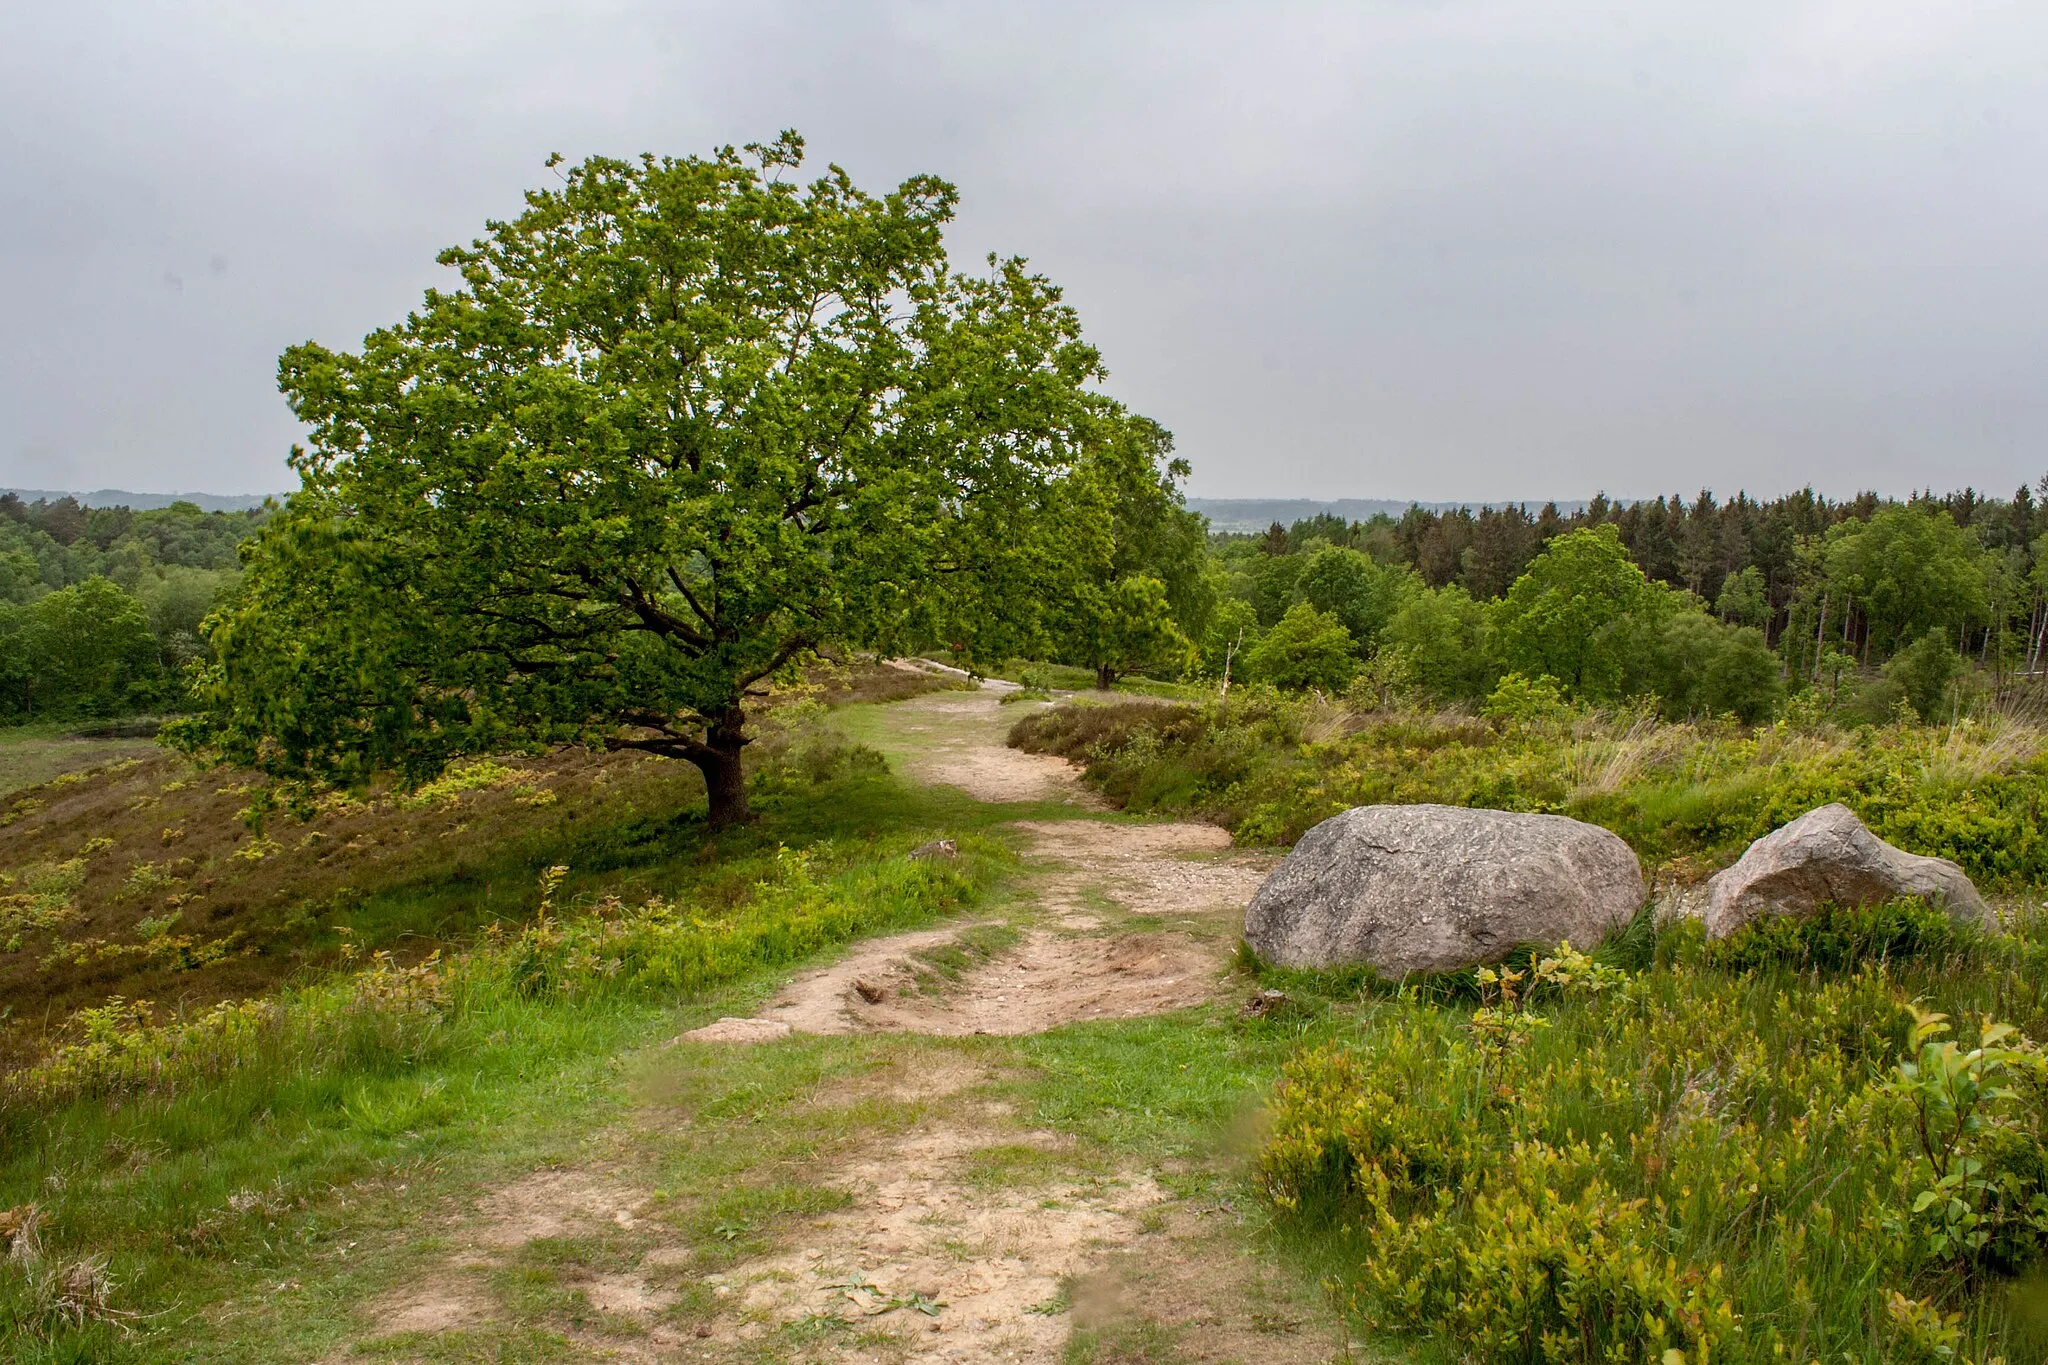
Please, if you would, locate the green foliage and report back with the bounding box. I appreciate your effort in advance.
[1491,527,1671,701]
[1480,672,1573,729]
[1011,692,2048,884]
[1257,920,2048,1364]
[1650,614,1784,723]
[1060,575,1194,688]
[1700,896,1981,974]
[1715,564,1770,627]
[1888,627,1966,723]
[1195,597,1260,682]
[1291,547,1406,653]
[0,497,257,722]
[178,134,1153,828]
[1046,418,1211,686]
[1825,506,1990,656]
[0,578,164,721]
[1380,583,1494,702]
[1243,604,1356,692]
[1881,1007,2048,1277]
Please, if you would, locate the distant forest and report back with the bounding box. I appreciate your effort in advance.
[0,493,271,721]
[1219,484,2047,667]
[3,480,2044,727]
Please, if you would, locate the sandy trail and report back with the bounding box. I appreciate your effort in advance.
[710,686,1275,1040]
[353,683,1342,1365]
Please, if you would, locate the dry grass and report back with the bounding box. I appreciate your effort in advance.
[1568,711,1681,799]
[3,1202,135,1342]
[1921,712,2048,786]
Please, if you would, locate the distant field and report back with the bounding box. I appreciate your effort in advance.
[0,724,161,798]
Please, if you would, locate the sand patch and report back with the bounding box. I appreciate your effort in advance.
[681,1016,796,1043]
[1014,818,1272,919]
[471,1166,650,1249]
[741,811,1268,1039]
[697,1120,1167,1365]
[765,926,1221,1036]
[881,683,1101,807]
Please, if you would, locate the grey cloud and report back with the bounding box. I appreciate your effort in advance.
[3,0,2045,501]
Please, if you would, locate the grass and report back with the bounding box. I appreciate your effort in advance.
[0,724,159,799]
[1011,690,2048,890]
[0,683,1043,1361]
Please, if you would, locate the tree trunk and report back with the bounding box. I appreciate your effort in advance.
[1096,664,1116,690]
[688,709,752,829]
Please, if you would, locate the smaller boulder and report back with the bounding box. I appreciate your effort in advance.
[1704,803,1991,938]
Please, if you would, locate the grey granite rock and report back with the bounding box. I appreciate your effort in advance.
[1704,803,1991,938]
[1243,804,1645,975]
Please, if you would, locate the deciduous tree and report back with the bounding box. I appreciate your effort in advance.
[182,136,1141,827]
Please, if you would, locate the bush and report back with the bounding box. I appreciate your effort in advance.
[1258,926,2048,1363]
[1701,896,1980,975]
[1480,672,1574,729]
[1243,603,1356,692]
[746,700,889,797]
[1888,627,1966,723]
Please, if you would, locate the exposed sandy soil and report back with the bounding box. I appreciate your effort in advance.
[703,1118,1167,1365]
[746,803,1272,1037]
[761,924,1222,1037]
[746,685,1274,1039]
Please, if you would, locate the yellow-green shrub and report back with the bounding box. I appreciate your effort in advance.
[1257,916,2048,1363]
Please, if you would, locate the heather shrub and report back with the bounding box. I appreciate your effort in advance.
[1257,916,2048,1364]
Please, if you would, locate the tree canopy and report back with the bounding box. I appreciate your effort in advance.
[182,135,1162,826]
[1491,527,1671,700]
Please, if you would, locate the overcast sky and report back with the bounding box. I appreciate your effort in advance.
[3,1,2045,503]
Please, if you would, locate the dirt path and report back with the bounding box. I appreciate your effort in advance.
[348,684,1351,1365]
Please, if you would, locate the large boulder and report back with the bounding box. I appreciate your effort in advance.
[1244,804,1645,976]
[1704,803,1992,937]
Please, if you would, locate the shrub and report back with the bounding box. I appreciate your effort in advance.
[1258,929,2048,1363]
[1,834,1001,1114]
[1243,603,1356,692]
[1480,672,1574,729]
[1701,896,1980,975]
[1888,627,1966,723]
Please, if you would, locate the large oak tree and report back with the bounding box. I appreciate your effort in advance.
[183,135,1148,827]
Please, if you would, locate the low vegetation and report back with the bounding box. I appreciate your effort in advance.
[10,126,2048,1363]
[1011,686,2048,1360]
[1011,689,2048,885]
[0,689,1006,1359]
[1256,908,2048,1364]
[0,664,961,1064]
